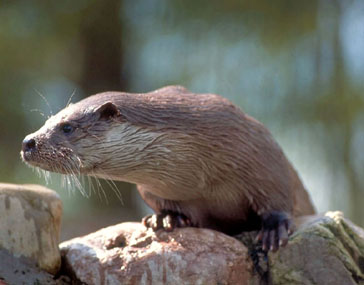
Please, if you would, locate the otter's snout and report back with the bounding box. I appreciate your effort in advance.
[22,137,36,153]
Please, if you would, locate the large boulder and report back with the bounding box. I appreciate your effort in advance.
[264,211,364,285]
[0,248,69,285]
[0,183,62,275]
[61,212,364,285]
[61,222,251,284]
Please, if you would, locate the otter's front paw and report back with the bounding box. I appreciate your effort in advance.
[256,211,294,252]
[142,212,191,232]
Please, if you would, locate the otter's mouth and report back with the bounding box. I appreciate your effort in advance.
[21,151,81,175]
[21,147,41,166]
[21,149,39,164]
[21,149,59,172]
[21,138,80,175]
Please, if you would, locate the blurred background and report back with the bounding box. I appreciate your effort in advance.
[1,0,363,241]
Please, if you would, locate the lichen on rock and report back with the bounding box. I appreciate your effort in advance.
[60,212,364,285]
[266,212,364,285]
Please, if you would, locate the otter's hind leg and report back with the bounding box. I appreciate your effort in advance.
[256,211,295,252]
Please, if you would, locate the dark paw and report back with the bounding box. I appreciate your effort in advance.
[256,211,294,252]
[142,212,191,232]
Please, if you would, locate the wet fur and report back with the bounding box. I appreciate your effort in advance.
[22,85,315,235]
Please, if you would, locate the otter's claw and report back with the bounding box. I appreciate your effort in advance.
[256,211,294,252]
[142,212,191,232]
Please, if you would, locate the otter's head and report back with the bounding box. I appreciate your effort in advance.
[21,99,149,179]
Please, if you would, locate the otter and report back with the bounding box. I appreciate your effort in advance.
[21,85,315,251]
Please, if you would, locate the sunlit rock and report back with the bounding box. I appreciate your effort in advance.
[0,183,62,275]
[60,222,252,284]
[61,212,364,284]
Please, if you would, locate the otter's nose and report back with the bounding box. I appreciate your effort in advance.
[22,138,36,152]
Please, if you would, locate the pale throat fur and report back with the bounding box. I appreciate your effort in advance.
[21,86,315,250]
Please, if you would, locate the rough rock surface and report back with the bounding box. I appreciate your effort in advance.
[259,211,364,285]
[61,212,364,285]
[0,183,62,275]
[60,222,252,284]
[0,248,69,285]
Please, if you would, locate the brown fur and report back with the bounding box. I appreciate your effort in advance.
[21,85,315,235]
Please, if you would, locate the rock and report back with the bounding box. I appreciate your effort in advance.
[0,248,69,285]
[0,183,62,275]
[60,222,252,284]
[61,212,364,285]
[261,211,364,285]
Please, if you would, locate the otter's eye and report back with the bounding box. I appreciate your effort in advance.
[60,123,74,134]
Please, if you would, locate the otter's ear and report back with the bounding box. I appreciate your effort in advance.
[95,102,120,120]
